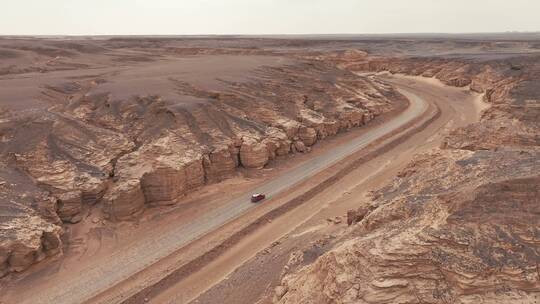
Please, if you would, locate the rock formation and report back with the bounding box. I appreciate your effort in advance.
[275,49,540,304]
[0,37,399,277]
[0,193,63,277]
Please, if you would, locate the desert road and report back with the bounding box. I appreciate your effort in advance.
[19,87,428,304]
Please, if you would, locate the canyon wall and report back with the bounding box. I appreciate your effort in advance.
[275,53,540,303]
[0,39,402,277]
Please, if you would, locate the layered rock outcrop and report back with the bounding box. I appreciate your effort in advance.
[239,136,270,169]
[66,60,396,220]
[275,52,540,304]
[203,145,238,182]
[1,38,404,278]
[0,199,63,277]
[277,150,540,304]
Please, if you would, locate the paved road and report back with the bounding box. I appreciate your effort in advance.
[19,89,428,304]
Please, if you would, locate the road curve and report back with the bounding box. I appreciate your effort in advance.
[19,89,428,304]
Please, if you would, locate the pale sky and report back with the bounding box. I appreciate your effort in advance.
[2,0,539,35]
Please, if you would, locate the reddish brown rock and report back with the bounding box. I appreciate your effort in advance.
[278,150,540,304]
[276,51,540,304]
[141,167,186,205]
[239,136,270,168]
[346,206,369,226]
[103,179,146,220]
[56,191,82,223]
[337,106,365,130]
[0,214,63,276]
[297,126,317,146]
[203,145,238,182]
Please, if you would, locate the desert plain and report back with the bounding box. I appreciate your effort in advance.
[0,34,539,304]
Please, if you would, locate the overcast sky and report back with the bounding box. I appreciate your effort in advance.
[2,0,539,35]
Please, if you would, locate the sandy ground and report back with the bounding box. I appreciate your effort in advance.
[0,54,288,112]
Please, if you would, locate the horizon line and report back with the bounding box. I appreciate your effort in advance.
[1,31,540,38]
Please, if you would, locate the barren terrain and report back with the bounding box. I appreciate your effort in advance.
[0,35,538,304]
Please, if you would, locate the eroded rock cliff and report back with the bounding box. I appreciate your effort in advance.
[0,38,400,277]
[275,53,540,304]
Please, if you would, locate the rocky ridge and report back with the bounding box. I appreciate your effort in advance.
[275,54,540,303]
[0,41,400,277]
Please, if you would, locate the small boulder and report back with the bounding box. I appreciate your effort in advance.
[293,141,307,153]
[56,191,82,223]
[347,206,369,226]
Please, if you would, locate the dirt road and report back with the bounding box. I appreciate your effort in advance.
[12,77,428,304]
[151,75,485,304]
